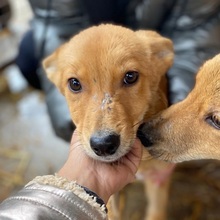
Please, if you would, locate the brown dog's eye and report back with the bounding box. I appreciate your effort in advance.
[206,114,220,130]
[123,71,139,85]
[68,78,82,92]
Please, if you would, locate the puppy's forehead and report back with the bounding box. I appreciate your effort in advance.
[64,26,144,64]
[192,56,220,106]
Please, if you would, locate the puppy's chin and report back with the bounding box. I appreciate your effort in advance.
[85,146,131,163]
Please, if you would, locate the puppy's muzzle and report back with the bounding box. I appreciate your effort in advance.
[90,132,120,156]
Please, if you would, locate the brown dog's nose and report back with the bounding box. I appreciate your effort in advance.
[90,132,120,156]
[137,123,154,147]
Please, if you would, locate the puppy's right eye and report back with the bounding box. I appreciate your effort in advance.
[68,78,82,92]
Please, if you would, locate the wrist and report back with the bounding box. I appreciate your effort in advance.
[58,160,111,203]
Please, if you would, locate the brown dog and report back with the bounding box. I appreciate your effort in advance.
[43,24,174,220]
[138,54,220,163]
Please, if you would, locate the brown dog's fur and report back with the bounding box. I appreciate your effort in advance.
[43,24,174,220]
[140,54,220,163]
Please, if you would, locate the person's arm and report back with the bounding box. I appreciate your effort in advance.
[0,131,142,220]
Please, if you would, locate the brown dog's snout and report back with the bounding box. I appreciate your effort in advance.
[90,132,120,156]
[137,123,154,147]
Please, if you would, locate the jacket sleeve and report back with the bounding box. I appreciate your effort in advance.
[0,175,107,220]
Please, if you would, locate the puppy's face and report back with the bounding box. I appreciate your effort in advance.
[138,54,220,162]
[43,24,173,162]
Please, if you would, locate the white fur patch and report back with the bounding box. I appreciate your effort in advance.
[101,93,112,110]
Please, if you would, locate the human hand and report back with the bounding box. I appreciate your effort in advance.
[58,130,143,203]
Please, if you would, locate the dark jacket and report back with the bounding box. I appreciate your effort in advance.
[29,0,220,141]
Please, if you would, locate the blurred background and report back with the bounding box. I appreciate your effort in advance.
[0,1,220,220]
[0,0,68,201]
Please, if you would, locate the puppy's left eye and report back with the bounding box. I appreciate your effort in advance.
[68,78,82,92]
[123,71,139,85]
[206,113,220,130]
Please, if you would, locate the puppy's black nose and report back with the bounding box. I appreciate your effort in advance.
[90,133,120,156]
[137,123,153,147]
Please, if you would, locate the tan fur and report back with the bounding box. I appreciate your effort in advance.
[141,54,220,163]
[43,24,174,220]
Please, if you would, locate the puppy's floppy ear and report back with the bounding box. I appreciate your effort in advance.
[135,30,174,75]
[42,46,64,94]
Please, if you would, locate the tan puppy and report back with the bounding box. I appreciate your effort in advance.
[43,24,174,220]
[138,54,220,163]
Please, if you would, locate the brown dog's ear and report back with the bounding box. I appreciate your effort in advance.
[42,47,64,94]
[135,30,174,75]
